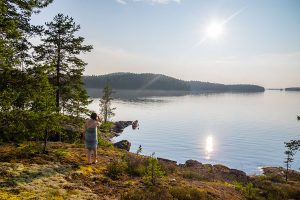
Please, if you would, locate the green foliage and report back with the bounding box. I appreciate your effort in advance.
[144,153,164,186]
[234,182,259,200]
[34,13,93,114]
[99,84,115,122]
[99,121,114,136]
[284,140,300,181]
[54,149,69,158]
[125,154,148,177]
[97,121,114,147]
[106,158,128,179]
[84,73,191,91]
[0,1,92,154]
[136,145,142,155]
[0,0,53,69]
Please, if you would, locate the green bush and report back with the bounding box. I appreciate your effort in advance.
[144,153,164,186]
[234,182,260,200]
[106,158,128,179]
[125,154,148,177]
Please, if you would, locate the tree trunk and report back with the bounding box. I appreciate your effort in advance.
[286,155,289,182]
[56,43,61,112]
[43,128,49,153]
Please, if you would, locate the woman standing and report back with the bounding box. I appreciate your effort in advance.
[83,112,101,164]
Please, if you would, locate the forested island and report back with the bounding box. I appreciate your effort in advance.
[84,73,265,93]
[285,87,300,91]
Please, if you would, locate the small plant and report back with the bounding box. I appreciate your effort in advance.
[106,158,128,179]
[284,140,300,181]
[99,83,116,122]
[125,153,148,177]
[144,153,164,186]
[234,182,258,200]
[136,145,142,155]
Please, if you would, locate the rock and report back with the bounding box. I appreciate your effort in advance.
[132,120,139,130]
[185,160,203,168]
[111,121,133,134]
[113,140,131,151]
[158,157,177,165]
[213,164,230,172]
[228,169,248,182]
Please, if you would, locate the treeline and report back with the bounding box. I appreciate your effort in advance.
[84,73,191,91]
[190,81,265,92]
[0,1,92,150]
[285,87,300,91]
[84,73,265,93]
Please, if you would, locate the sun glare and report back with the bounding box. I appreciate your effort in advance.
[205,21,224,39]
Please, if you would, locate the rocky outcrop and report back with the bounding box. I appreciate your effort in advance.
[110,121,133,137]
[113,140,131,151]
[179,159,248,183]
[184,160,203,168]
[158,157,177,165]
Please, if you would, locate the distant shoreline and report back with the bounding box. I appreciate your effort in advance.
[84,72,265,93]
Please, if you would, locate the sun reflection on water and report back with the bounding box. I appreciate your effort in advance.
[205,135,214,160]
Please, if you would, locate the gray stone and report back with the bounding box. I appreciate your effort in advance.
[113,140,131,151]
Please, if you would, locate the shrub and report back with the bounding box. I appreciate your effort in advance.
[125,154,148,177]
[234,182,260,200]
[144,153,164,186]
[106,158,128,179]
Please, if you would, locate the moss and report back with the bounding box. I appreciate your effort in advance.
[54,149,69,158]
[78,166,105,176]
[0,190,35,200]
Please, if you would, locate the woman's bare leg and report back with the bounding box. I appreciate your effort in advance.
[93,148,97,163]
[88,149,92,164]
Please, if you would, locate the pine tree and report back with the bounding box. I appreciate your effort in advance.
[28,66,62,152]
[0,0,52,70]
[35,13,93,113]
[99,84,116,122]
[284,140,300,181]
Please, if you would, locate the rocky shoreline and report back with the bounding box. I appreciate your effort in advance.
[109,121,300,182]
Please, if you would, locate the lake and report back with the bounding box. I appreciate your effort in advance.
[88,90,300,174]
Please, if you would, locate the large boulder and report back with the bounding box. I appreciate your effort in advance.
[113,140,131,151]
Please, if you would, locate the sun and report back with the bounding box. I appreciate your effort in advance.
[205,21,224,39]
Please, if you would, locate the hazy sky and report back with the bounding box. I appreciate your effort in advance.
[31,0,300,87]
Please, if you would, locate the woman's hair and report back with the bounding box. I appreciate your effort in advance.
[90,112,98,120]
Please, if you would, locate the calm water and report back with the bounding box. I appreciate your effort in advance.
[88,91,300,174]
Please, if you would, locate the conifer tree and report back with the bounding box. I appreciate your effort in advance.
[99,84,116,122]
[35,13,93,113]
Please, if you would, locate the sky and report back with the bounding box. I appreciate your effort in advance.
[31,0,300,88]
